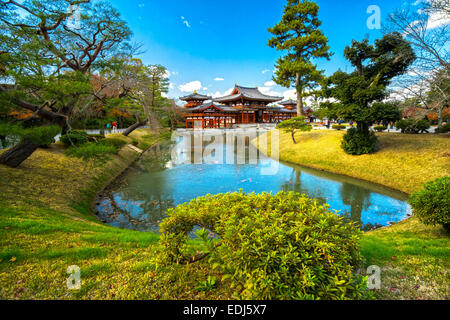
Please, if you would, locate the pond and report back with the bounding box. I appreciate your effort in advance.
[95,128,411,233]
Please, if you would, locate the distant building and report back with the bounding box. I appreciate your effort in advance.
[180,85,297,129]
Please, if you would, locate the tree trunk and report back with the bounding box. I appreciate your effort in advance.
[295,73,305,116]
[122,119,148,137]
[438,107,443,128]
[0,139,39,168]
[291,129,297,144]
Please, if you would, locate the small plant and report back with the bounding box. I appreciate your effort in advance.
[60,130,89,146]
[277,116,312,144]
[104,137,127,149]
[409,177,450,231]
[195,276,217,292]
[373,125,386,132]
[332,124,347,131]
[341,128,378,155]
[65,141,118,161]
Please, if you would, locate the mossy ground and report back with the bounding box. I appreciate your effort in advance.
[255,130,449,299]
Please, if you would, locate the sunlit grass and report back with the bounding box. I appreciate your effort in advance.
[255,130,449,300]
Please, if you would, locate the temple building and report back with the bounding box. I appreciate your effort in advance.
[181,85,299,129]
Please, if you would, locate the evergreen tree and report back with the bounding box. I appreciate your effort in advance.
[322,33,415,154]
[268,0,331,116]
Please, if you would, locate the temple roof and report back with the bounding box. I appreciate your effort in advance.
[214,85,283,103]
[279,99,297,106]
[266,106,297,113]
[180,92,212,101]
[181,102,239,113]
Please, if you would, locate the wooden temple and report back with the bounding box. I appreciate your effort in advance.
[181,85,298,129]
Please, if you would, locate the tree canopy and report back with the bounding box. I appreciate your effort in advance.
[268,0,331,116]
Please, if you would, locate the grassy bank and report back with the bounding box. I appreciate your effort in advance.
[256,130,449,299]
[0,130,162,299]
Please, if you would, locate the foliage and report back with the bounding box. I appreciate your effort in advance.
[341,128,378,155]
[371,102,402,123]
[268,0,331,115]
[374,125,387,132]
[435,122,450,133]
[332,124,347,131]
[395,119,431,134]
[277,116,312,143]
[155,191,370,300]
[409,177,450,231]
[0,123,60,146]
[104,137,128,149]
[321,33,415,153]
[65,141,118,161]
[60,131,89,147]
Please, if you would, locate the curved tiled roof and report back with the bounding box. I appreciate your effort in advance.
[279,99,297,106]
[214,85,282,103]
[181,102,239,113]
[180,93,212,101]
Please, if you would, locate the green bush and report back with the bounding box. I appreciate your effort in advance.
[104,137,128,149]
[409,177,450,231]
[332,124,347,131]
[341,128,378,155]
[155,191,370,300]
[65,141,117,161]
[436,122,450,133]
[60,130,89,146]
[396,119,430,134]
[0,124,60,147]
[87,134,106,142]
[373,125,386,132]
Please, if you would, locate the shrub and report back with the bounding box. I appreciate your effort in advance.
[396,119,430,134]
[341,128,378,155]
[60,130,89,146]
[65,141,117,161]
[373,125,386,132]
[0,124,60,147]
[104,137,127,149]
[436,122,450,133]
[332,124,347,131]
[409,177,450,231]
[155,191,370,300]
[87,134,106,142]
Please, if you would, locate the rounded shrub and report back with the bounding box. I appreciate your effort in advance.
[396,119,430,134]
[341,128,378,155]
[436,122,450,133]
[373,125,386,132]
[409,177,450,231]
[104,137,127,149]
[332,124,347,131]
[156,191,370,300]
[60,130,89,146]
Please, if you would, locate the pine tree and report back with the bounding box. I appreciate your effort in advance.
[268,0,331,116]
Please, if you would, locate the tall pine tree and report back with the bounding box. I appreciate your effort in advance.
[268,0,331,116]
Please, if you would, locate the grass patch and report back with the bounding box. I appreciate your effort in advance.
[255,130,449,300]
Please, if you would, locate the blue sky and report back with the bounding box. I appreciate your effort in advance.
[107,0,418,102]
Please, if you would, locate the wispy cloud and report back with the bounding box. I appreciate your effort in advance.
[181,16,191,28]
[214,77,224,81]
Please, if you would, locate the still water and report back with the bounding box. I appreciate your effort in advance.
[95,129,411,232]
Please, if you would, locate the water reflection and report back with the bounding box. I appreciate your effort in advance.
[95,129,411,232]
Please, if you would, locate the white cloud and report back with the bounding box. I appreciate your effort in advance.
[261,69,271,74]
[264,80,276,87]
[426,10,450,29]
[211,88,234,98]
[179,81,202,92]
[282,89,297,101]
[259,86,281,97]
[181,16,191,28]
[214,77,224,81]
[169,83,174,89]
